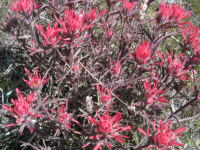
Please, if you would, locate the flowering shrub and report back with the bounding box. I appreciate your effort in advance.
[1,0,200,149]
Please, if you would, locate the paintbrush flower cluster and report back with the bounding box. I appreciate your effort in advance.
[2,0,199,149]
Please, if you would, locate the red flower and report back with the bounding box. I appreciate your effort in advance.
[2,88,42,135]
[105,29,114,41]
[100,95,112,103]
[8,0,41,18]
[35,22,62,47]
[54,7,107,47]
[107,30,113,37]
[55,99,81,132]
[57,8,93,38]
[181,22,199,54]
[130,40,151,64]
[181,22,199,44]
[111,61,121,75]
[155,121,186,149]
[71,63,84,76]
[88,6,98,22]
[83,111,134,150]
[168,54,191,80]
[23,68,50,90]
[180,22,200,64]
[144,78,168,105]
[156,2,191,24]
[64,9,87,34]
[97,85,112,105]
[68,62,85,78]
[191,41,200,64]
[156,52,190,80]
[73,65,79,72]
[87,6,108,22]
[121,0,136,11]
[97,114,112,133]
[138,120,186,149]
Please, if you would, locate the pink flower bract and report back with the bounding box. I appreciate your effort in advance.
[130,40,151,64]
[144,78,168,105]
[36,22,62,47]
[8,0,41,17]
[2,88,43,135]
[121,0,136,11]
[156,2,191,24]
[138,120,186,149]
[23,68,50,90]
[84,111,134,150]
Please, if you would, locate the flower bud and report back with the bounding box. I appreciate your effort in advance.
[107,30,113,37]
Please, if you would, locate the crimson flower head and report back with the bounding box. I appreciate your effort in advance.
[55,7,107,46]
[88,6,98,22]
[58,8,93,38]
[181,22,199,55]
[88,6,108,22]
[107,30,113,37]
[121,0,136,11]
[138,120,186,149]
[2,88,42,135]
[111,61,121,75]
[97,85,112,105]
[71,62,84,77]
[168,54,191,80]
[83,111,134,150]
[156,2,191,24]
[105,30,114,41]
[181,22,199,44]
[144,78,168,105]
[156,52,190,80]
[191,41,200,65]
[73,65,79,72]
[54,99,81,132]
[35,22,62,48]
[130,40,151,64]
[23,68,50,90]
[181,23,200,65]
[8,0,41,18]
